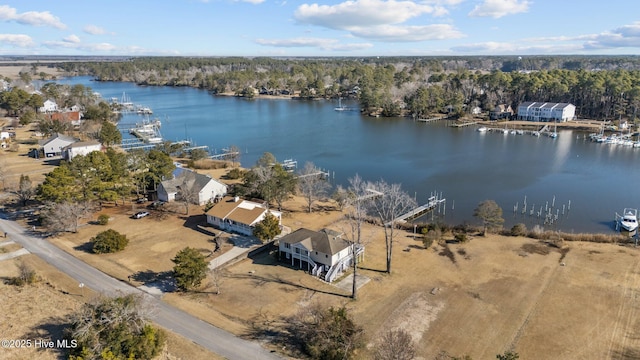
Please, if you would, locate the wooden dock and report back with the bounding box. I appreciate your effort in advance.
[385,195,446,226]
[449,121,478,128]
[416,116,448,123]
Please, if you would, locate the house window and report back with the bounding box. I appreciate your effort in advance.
[295,248,300,254]
[325,254,328,258]
[284,243,290,249]
[315,251,318,255]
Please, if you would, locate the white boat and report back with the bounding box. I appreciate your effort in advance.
[477,126,488,132]
[617,208,638,234]
[516,130,524,135]
[334,98,347,111]
[532,131,540,137]
[136,106,153,115]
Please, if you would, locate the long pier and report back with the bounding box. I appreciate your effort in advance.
[385,195,446,226]
[416,116,448,123]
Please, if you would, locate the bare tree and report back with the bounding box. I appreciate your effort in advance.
[15,174,33,206]
[176,173,199,215]
[297,162,330,213]
[208,267,224,295]
[40,201,91,234]
[374,329,416,360]
[369,180,416,274]
[227,144,241,166]
[343,174,372,300]
[332,184,349,211]
[0,157,6,190]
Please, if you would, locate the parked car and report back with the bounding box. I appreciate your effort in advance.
[147,200,165,209]
[132,211,150,219]
[135,197,148,204]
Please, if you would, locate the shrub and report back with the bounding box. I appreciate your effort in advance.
[8,263,38,286]
[226,168,245,179]
[423,228,441,249]
[454,233,469,243]
[96,214,110,225]
[511,223,527,236]
[92,229,128,254]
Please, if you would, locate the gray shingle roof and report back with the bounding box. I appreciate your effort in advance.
[160,169,223,195]
[280,228,350,256]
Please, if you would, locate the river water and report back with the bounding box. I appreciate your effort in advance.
[56,77,640,233]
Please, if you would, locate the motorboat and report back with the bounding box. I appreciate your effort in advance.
[477,126,488,132]
[617,208,638,234]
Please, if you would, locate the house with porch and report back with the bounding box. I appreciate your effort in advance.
[39,99,58,113]
[158,169,227,205]
[278,228,365,283]
[205,196,281,236]
[62,140,102,161]
[38,133,77,157]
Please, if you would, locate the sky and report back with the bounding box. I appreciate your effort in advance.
[1,0,640,57]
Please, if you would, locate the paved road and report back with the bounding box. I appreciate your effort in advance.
[0,215,281,360]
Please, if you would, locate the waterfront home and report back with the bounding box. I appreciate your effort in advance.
[39,99,58,113]
[158,169,227,205]
[62,140,102,161]
[205,196,281,236]
[489,104,514,120]
[278,228,365,283]
[44,111,83,127]
[517,102,576,122]
[38,133,77,157]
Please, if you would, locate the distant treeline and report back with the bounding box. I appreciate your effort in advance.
[58,56,640,120]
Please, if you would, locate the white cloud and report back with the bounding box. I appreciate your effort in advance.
[255,37,373,51]
[451,41,582,54]
[0,34,34,47]
[294,0,464,42]
[468,0,530,19]
[295,0,436,28]
[583,22,640,50]
[350,24,464,42]
[43,39,117,52]
[83,24,106,35]
[63,35,81,44]
[0,5,66,29]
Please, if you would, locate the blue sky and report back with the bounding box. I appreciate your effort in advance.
[1,0,639,56]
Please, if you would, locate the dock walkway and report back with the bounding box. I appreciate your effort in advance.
[385,195,446,226]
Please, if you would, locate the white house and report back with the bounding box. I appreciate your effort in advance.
[278,228,365,282]
[62,140,102,161]
[157,169,227,206]
[0,131,9,140]
[517,102,576,122]
[205,196,281,236]
[39,99,58,113]
[38,133,77,157]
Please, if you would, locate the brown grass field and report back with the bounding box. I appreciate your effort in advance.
[2,120,640,359]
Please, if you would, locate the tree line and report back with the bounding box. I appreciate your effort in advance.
[56,55,640,121]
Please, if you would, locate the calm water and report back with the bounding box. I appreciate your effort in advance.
[56,77,640,233]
